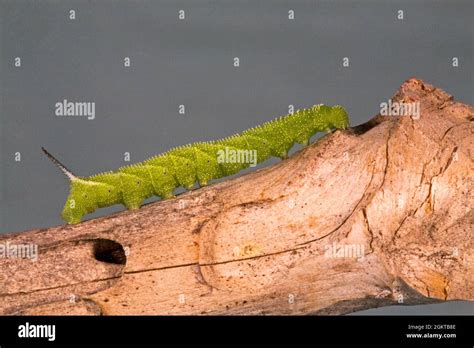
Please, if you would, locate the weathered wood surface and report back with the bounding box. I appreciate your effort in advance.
[0,78,472,315]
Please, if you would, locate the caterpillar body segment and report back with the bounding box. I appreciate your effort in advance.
[44,104,349,224]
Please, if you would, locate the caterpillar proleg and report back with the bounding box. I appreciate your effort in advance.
[43,104,349,224]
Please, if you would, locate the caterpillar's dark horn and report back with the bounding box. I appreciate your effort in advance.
[41,147,77,181]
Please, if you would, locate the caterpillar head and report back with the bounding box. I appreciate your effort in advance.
[62,179,119,224]
[328,105,350,130]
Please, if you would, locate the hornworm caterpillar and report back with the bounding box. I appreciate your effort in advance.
[43,104,349,224]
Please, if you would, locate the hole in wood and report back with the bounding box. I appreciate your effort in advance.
[92,239,126,265]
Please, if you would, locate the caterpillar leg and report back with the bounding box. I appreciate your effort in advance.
[62,203,86,224]
[118,173,153,210]
[124,200,143,210]
[122,189,146,210]
[160,191,175,199]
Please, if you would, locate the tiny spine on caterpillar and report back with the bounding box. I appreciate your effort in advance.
[43,104,349,224]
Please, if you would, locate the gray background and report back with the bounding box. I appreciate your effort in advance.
[0,1,472,315]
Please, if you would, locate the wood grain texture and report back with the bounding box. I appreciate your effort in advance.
[0,78,472,315]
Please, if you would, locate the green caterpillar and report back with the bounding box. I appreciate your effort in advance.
[43,104,349,224]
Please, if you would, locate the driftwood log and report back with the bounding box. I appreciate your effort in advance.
[0,78,472,315]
